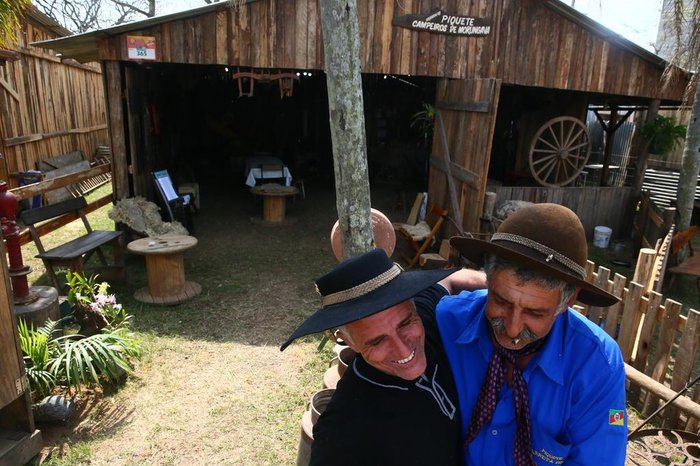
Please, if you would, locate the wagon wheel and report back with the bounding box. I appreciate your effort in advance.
[528,116,591,187]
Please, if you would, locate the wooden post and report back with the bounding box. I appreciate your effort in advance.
[625,364,700,421]
[642,299,682,417]
[587,266,611,325]
[632,100,660,193]
[319,0,373,259]
[665,308,700,428]
[628,292,663,404]
[617,282,645,362]
[600,106,617,187]
[602,273,627,338]
[633,248,656,294]
[103,61,129,201]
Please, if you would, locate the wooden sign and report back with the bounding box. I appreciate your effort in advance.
[126,35,157,61]
[393,10,491,36]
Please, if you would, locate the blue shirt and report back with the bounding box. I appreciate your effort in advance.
[436,290,627,466]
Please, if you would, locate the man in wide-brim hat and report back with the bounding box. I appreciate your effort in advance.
[436,203,627,466]
[281,248,486,465]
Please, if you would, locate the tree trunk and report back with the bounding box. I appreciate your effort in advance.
[676,82,700,236]
[319,0,373,259]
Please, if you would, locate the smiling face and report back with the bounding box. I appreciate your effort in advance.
[338,300,427,381]
[486,268,567,351]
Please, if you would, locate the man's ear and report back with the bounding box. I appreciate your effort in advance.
[335,329,359,353]
[566,288,580,308]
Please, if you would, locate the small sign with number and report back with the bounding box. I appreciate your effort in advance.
[127,35,157,61]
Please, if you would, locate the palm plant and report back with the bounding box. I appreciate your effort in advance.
[49,328,141,389]
[18,319,58,398]
[18,272,142,395]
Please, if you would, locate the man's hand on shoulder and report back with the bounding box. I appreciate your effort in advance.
[438,268,487,295]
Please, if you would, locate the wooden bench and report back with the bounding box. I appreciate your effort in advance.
[20,197,123,291]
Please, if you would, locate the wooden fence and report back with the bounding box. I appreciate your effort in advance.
[577,256,700,430]
[0,9,107,184]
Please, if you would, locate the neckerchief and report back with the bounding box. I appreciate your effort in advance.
[464,334,547,466]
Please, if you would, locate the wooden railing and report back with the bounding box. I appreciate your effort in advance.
[576,254,700,430]
[9,163,113,246]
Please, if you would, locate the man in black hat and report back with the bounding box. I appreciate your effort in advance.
[436,203,627,465]
[281,248,487,465]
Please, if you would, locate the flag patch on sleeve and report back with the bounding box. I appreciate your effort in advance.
[609,409,625,426]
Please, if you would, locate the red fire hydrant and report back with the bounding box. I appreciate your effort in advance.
[0,181,34,303]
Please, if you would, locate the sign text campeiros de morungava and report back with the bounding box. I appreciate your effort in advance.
[392,10,491,36]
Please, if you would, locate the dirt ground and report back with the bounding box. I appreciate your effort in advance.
[32,181,410,465]
[26,180,697,464]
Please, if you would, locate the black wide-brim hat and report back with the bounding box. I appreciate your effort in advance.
[280,249,454,351]
[451,203,618,307]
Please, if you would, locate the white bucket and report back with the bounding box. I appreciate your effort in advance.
[593,226,612,248]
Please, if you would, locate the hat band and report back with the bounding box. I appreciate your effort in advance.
[491,232,586,279]
[321,264,402,306]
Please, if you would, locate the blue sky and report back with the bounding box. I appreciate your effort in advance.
[158,0,662,52]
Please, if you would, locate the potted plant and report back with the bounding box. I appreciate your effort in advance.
[18,272,141,405]
[639,115,687,157]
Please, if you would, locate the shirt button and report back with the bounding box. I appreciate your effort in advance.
[491,429,498,435]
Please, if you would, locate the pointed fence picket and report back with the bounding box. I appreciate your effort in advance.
[575,251,700,431]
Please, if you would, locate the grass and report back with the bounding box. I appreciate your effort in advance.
[26,181,361,465]
[22,183,698,463]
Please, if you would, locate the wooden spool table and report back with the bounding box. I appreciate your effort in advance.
[250,184,299,225]
[127,235,201,305]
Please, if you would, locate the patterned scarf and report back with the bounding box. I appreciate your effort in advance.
[464,336,547,466]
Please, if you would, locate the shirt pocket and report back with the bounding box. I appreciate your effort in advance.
[530,430,571,465]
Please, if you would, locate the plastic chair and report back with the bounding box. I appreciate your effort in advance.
[398,205,447,268]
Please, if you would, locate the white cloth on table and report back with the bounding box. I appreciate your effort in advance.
[244,155,293,187]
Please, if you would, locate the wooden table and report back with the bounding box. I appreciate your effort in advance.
[250,184,299,225]
[127,235,201,305]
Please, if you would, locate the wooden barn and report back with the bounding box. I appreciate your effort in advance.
[0,7,108,187]
[34,0,688,238]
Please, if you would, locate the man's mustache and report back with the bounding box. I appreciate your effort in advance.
[488,317,539,343]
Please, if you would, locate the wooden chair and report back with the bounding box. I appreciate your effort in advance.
[398,205,447,268]
[392,192,425,232]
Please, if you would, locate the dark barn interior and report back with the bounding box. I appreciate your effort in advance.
[123,62,437,208]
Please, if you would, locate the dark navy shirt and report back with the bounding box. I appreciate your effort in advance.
[310,285,461,466]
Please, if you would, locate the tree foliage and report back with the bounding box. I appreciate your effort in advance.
[0,0,30,48]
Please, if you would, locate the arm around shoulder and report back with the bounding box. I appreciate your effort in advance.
[438,268,487,295]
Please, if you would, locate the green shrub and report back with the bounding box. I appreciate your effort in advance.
[18,272,142,396]
[640,115,687,156]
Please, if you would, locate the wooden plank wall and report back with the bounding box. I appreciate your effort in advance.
[492,186,636,239]
[0,19,107,184]
[98,0,684,101]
